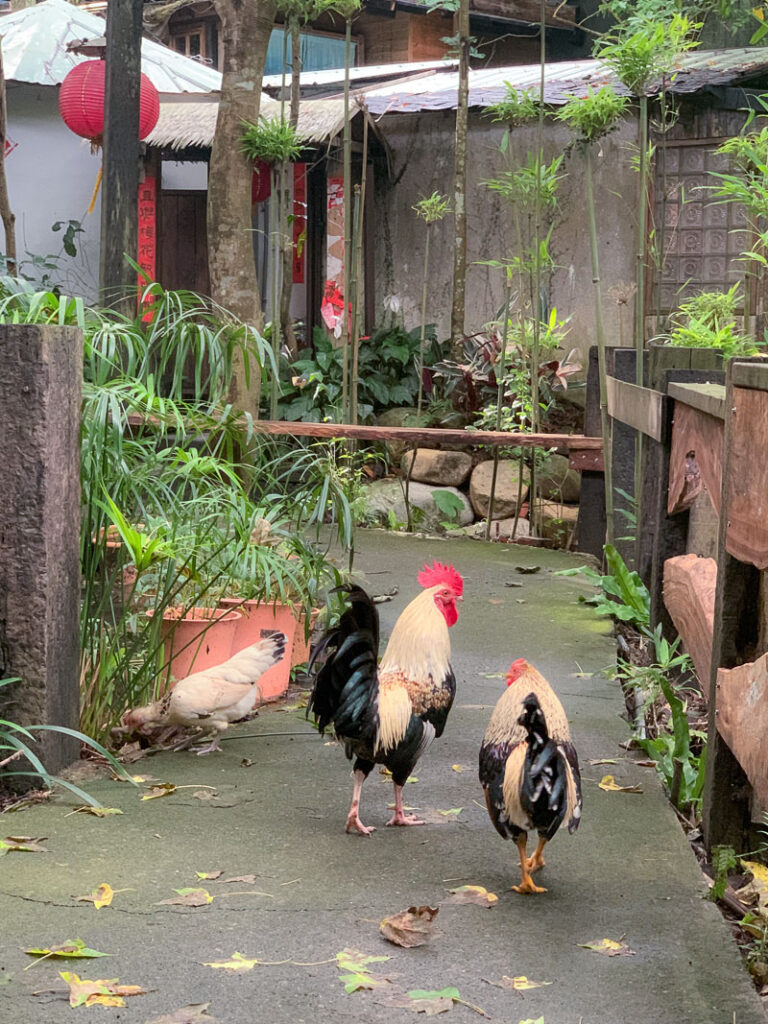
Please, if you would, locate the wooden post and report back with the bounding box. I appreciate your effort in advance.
[610,347,637,566]
[0,326,82,777]
[575,346,607,559]
[702,359,756,853]
[100,0,143,310]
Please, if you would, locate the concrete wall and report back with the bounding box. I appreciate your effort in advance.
[373,109,640,374]
[6,83,102,300]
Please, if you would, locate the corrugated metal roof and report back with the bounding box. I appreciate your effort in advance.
[0,0,223,93]
[262,59,458,91]
[147,95,361,151]
[363,47,768,114]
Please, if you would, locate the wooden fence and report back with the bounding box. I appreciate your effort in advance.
[605,346,768,850]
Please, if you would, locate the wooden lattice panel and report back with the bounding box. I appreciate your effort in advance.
[655,143,748,313]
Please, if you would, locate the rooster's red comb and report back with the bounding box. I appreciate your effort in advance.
[417,560,463,596]
[506,659,530,685]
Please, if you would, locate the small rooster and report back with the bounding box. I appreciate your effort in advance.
[308,561,463,835]
[123,632,287,755]
[479,659,582,893]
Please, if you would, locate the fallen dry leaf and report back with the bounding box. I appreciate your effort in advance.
[598,775,642,794]
[68,807,124,818]
[451,764,467,773]
[380,905,439,948]
[203,952,289,972]
[143,1004,217,1024]
[24,940,112,966]
[587,758,618,766]
[437,808,463,818]
[221,874,257,885]
[383,991,453,1015]
[76,883,116,910]
[336,949,392,994]
[158,888,213,907]
[740,861,768,911]
[483,975,552,991]
[195,871,223,880]
[578,937,635,957]
[59,970,146,1008]
[240,758,254,767]
[0,836,47,855]
[141,783,177,801]
[445,885,498,908]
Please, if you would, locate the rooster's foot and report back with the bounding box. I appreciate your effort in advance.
[525,854,546,873]
[345,814,376,836]
[191,738,222,755]
[512,878,547,894]
[386,812,426,827]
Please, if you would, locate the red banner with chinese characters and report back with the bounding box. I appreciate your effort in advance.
[137,175,157,318]
[292,162,306,284]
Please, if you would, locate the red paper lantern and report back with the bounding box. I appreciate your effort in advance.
[59,59,160,143]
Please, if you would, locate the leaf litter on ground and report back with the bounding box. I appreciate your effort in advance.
[143,1004,217,1024]
[58,971,146,1008]
[75,883,131,910]
[336,949,392,993]
[158,888,213,907]
[195,870,223,880]
[444,885,498,908]
[598,774,642,794]
[221,874,257,884]
[380,906,439,947]
[483,975,552,991]
[66,807,123,818]
[578,937,635,957]
[24,940,112,970]
[0,836,47,855]
[382,986,491,1017]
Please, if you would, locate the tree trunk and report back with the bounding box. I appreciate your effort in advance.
[450,0,469,357]
[279,15,301,359]
[0,44,16,272]
[209,0,277,417]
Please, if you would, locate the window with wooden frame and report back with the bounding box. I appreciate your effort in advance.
[172,25,209,63]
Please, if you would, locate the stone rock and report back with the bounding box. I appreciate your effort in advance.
[537,452,581,503]
[535,501,579,549]
[375,407,424,464]
[469,459,530,519]
[451,517,532,542]
[400,448,472,487]
[362,477,474,533]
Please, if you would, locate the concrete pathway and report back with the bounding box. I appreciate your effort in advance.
[0,531,763,1024]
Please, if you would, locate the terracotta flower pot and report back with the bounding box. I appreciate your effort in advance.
[218,598,297,700]
[291,605,321,667]
[148,606,242,685]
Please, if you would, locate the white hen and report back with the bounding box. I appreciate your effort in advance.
[123,632,287,754]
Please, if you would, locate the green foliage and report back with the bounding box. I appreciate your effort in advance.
[412,191,451,225]
[52,218,84,258]
[487,86,540,127]
[241,117,304,164]
[595,15,700,94]
[431,489,465,526]
[710,845,738,901]
[556,86,630,145]
[0,678,134,805]
[275,325,445,423]
[556,543,651,628]
[661,286,760,357]
[484,153,564,212]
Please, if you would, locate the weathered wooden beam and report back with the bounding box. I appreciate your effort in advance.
[575,346,606,559]
[100,0,143,309]
[667,403,724,517]
[251,419,603,451]
[662,554,716,696]
[667,381,726,420]
[568,447,604,473]
[731,359,768,391]
[0,326,82,777]
[605,376,664,441]
[724,385,768,570]
[716,654,768,813]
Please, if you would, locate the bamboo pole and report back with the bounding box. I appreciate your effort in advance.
[634,94,649,535]
[349,183,362,425]
[0,44,16,272]
[341,15,352,422]
[269,177,281,419]
[585,144,614,545]
[350,112,369,426]
[485,276,512,539]
[416,226,431,418]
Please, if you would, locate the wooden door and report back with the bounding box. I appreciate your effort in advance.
[158,190,210,297]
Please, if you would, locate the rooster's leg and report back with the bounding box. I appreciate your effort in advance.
[386,783,426,827]
[512,834,546,894]
[526,836,548,873]
[346,770,376,835]
[190,731,223,755]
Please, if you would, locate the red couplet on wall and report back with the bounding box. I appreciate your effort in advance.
[137,175,157,314]
[293,162,307,284]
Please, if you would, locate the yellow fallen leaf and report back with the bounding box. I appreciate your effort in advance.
[451,764,467,773]
[59,971,146,1008]
[141,783,177,801]
[598,774,642,794]
[159,888,214,907]
[203,952,292,971]
[741,861,768,908]
[446,885,498,908]
[485,974,552,990]
[196,870,223,880]
[68,807,124,818]
[578,937,635,957]
[76,884,115,910]
[588,758,617,766]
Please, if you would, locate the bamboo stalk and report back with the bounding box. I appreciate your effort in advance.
[349,183,361,425]
[416,225,431,419]
[634,94,649,537]
[485,277,512,540]
[341,15,352,422]
[0,43,16,272]
[585,144,614,545]
[350,112,369,426]
[269,177,281,419]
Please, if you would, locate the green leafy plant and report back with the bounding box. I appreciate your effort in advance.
[710,845,738,901]
[661,286,759,358]
[431,489,465,529]
[555,543,650,628]
[240,117,304,164]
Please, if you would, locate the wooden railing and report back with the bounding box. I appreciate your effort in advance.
[605,346,768,850]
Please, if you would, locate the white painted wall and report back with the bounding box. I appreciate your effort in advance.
[6,83,102,299]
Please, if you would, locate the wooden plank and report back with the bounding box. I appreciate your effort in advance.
[716,654,768,813]
[568,448,604,473]
[605,376,664,441]
[574,347,605,557]
[667,403,724,517]
[610,347,637,568]
[470,0,576,25]
[662,554,717,696]
[702,362,757,853]
[731,359,768,391]
[667,381,726,420]
[250,419,602,450]
[725,385,768,569]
